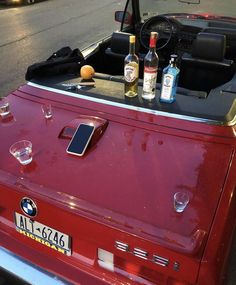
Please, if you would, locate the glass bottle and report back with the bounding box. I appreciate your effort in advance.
[124,35,139,97]
[142,32,159,100]
[160,54,180,103]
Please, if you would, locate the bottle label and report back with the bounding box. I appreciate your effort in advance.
[160,74,174,100]
[124,62,138,83]
[143,67,157,93]
[150,38,156,48]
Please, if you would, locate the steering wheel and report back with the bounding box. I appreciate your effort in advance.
[139,15,174,50]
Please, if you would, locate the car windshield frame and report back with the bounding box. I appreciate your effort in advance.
[137,0,236,21]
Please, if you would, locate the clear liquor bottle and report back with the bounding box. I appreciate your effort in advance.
[160,54,180,103]
[142,32,159,100]
[124,35,139,97]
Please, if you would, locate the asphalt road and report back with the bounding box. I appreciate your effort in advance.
[0,0,235,284]
[0,0,124,96]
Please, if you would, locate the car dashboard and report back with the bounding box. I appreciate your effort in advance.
[139,15,236,56]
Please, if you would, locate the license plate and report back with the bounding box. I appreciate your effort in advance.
[14,212,71,256]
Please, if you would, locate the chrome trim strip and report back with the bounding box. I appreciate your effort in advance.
[0,247,72,285]
[27,82,234,126]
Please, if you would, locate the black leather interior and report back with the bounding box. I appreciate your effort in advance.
[105,31,139,75]
[110,32,132,55]
[180,32,234,92]
[105,31,134,58]
[192,32,226,61]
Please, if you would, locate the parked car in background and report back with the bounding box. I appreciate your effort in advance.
[0,0,236,284]
[0,0,36,5]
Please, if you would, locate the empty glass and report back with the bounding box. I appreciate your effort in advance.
[9,140,33,165]
[41,103,52,119]
[0,97,10,117]
[174,192,190,213]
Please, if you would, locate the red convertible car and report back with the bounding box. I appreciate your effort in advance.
[0,0,236,284]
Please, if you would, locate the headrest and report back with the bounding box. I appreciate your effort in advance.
[192,32,226,61]
[110,32,137,54]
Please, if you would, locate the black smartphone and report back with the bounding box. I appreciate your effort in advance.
[66,124,95,156]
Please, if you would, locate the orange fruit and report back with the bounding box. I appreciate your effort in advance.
[80,65,95,80]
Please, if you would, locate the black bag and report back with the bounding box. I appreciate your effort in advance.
[25,46,84,80]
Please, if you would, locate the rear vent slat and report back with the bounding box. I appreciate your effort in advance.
[115,241,129,252]
[133,248,148,260]
[153,255,169,267]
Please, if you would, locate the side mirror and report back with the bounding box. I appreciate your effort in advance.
[115,11,132,24]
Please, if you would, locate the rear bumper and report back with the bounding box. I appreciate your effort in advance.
[0,247,72,285]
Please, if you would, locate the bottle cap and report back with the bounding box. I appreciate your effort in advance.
[171,54,178,60]
[130,35,136,44]
[150,32,158,48]
[170,54,178,64]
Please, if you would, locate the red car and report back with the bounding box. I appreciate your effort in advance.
[0,0,236,284]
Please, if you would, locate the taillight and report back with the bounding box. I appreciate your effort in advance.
[97,248,193,285]
[98,248,166,284]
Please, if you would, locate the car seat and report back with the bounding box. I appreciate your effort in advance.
[179,32,234,93]
[105,31,139,75]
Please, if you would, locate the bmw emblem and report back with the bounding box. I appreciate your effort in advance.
[20,197,37,217]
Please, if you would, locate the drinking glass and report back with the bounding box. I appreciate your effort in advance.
[174,192,189,213]
[41,103,52,119]
[9,140,33,165]
[0,97,10,117]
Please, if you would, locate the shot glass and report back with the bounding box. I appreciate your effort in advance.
[9,140,33,165]
[41,103,52,119]
[0,97,10,117]
[174,192,189,213]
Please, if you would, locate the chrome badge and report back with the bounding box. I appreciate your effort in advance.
[20,197,37,217]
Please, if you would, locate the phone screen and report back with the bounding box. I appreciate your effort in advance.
[66,124,95,156]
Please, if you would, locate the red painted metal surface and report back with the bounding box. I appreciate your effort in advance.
[0,83,236,285]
